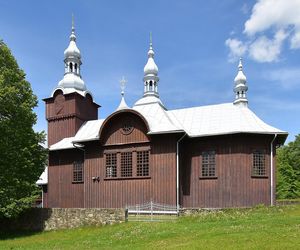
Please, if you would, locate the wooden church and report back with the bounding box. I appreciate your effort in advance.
[38,21,288,210]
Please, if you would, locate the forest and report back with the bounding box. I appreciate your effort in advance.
[276,134,300,199]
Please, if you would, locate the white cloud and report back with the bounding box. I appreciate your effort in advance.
[225,38,247,62]
[290,31,300,49]
[244,0,300,36]
[226,0,300,63]
[249,29,288,62]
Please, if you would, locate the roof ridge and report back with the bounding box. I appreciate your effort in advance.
[168,102,233,113]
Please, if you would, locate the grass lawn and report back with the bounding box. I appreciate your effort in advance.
[0,205,299,249]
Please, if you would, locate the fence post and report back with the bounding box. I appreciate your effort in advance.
[150,200,153,221]
[125,208,128,222]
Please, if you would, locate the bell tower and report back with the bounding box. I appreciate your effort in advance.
[44,17,100,147]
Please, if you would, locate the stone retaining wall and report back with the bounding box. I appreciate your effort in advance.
[179,208,221,216]
[0,208,125,231]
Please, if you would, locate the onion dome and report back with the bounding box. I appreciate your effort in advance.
[64,15,80,59]
[234,58,246,84]
[143,43,158,75]
[233,58,248,106]
[64,31,81,59]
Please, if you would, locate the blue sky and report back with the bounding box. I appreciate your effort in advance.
[0,0,299,143]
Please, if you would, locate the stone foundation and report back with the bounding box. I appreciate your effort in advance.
[0,208,125,231]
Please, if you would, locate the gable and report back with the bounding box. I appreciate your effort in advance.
[99,110,150,146]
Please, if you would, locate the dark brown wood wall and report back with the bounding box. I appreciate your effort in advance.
[180,134,275,208]
[47,149,84,208]
[84,112,178,208]
[45,92,98,146]
[83,135,177,208]
[100,112,150,146]
[84,142,152,208]
[151,135,177,206]
[42,185,48,208]
[46,108,277,209]
[47,117,84,146]
[46,111,178,208]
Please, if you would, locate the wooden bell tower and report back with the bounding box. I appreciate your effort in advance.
[43,91,99,147]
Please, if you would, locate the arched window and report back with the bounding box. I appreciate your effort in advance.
[74,63,77,73]
[70,63,73,72]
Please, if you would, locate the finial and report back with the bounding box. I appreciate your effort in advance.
[148,32,154,58]
[120,76,127,96]
[117,76,129,110]
[69,14,76,41]
[238,57,243,71]
[72,14,75,32]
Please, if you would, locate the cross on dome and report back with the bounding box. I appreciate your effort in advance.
[117,76,129,110]
[120,76,127,96]
[70,14,76,42]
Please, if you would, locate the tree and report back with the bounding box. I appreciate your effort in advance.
[276,134,300,199]
[0,40,47,218]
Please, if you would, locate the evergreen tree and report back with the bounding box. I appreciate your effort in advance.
[276,134,300,199]
[0,40,47,218]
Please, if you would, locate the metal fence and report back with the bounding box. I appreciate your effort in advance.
[125,201,179,221]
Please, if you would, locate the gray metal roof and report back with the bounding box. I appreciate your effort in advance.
[49,101,287,151]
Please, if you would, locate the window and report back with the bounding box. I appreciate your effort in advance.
[106,153,117,177]
[121,152,132,177]
[73,161,83,183]
[253,150,266,176]
[104,148,150,179]
[201,151,216,177]
[137,151,149,176]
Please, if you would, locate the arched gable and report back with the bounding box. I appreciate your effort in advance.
[99,109,150,146]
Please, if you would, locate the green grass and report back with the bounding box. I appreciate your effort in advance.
[1,205,300,249]
[277,198,300,202]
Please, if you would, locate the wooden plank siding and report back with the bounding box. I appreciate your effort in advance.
[46,108,277,209]
[46,111,178,208]
[180,134,275,208]
[83,111,178,208]
[44,91,99,146]
[42,185,48,208]
[48,149,84,208]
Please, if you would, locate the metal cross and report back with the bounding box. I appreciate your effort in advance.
[120,76,127,96]
[72,14,75,31]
